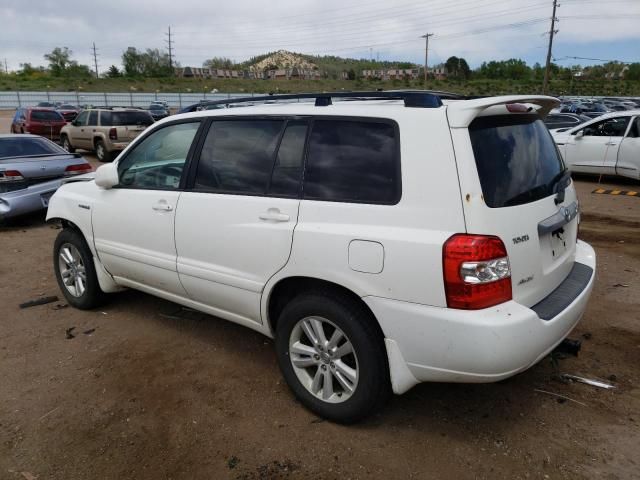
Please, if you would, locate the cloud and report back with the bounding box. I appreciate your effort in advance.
[1,0,639,71]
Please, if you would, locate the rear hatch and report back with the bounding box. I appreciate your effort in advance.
[448,97,578,307]
[28,110,66,138]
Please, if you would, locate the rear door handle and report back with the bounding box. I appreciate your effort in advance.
[259,208,289,222]
[152,201,173,212]
[605,142,618,146]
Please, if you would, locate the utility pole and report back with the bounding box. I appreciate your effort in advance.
[4,58,7,74]
[421,33,434,84]
[165,26,174,69]
[543,0,559,94]
[91,42,99,79]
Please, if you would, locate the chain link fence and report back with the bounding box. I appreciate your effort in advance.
[0,91,252,110]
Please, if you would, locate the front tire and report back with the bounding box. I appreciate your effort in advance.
[53,229,107,309]
[95,140,111,162]
[275,291,390,423]
[61,135,75,153]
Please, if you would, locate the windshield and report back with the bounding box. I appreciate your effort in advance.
[0,137,67,158]
[469,115,565,208]
[149,105,164,110]
[31,110,64,121]
[103,111,153,126]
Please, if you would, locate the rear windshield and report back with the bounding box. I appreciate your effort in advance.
[0,137,67,158]
[30,110,64,121]
[469,115,565,208]
[101,111,153,126]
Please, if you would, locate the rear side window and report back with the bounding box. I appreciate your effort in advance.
[195,119,284,194]
[88,111,98,126]
[30,110,64,122]
[304,119,400,204]
[269,121,307,197]
[111,111,153,126]
[469,115,565,208]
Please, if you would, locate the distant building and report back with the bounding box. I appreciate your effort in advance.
[361,68,419,80]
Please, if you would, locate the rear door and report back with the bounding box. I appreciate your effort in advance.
[175,117,304,325]
[451,111,579,307]
[601,116,632,175]
[616,116,640,179]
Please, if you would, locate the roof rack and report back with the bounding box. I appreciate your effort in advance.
[198,90,464,109]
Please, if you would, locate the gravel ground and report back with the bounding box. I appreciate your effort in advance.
[1,110,639,479]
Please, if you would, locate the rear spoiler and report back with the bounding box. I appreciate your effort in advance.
[446,95,560,128]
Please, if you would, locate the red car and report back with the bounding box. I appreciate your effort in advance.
[10,107,67,141]
[56,104,80,122]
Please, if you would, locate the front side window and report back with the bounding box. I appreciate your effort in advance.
[117,122,200,190]
[74,111,88,126]
[304,119,400,204]
[582,117,630,137]
[194,119,284,194]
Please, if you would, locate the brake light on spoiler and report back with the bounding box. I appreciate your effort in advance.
[443,234,512,309]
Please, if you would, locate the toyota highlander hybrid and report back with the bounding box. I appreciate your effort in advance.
[46,91,596,423]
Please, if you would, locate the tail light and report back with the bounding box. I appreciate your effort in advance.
[64,164,93,176]
[443,234,512,309]
[109,128,118,140]
[0,170,25,182]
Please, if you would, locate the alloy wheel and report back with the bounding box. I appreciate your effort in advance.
[289,316,359,403]
[57,243,87,297]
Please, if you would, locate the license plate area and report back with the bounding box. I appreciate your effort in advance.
[550,227,568,260]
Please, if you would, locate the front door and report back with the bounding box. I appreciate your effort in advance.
[564,118,619,173]
[92,120,202,297]
[175,118,306,324]
[68,110,90,149]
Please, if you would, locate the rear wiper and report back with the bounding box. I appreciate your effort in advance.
[549,169,571,205]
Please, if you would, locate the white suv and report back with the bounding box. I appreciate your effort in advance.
[47,91,596,423]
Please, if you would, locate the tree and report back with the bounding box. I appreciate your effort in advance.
[107,65,121,77]
[445,56,471,80]
[44,47,73,76]
[347,68,356,80]
[203,57,235,70]
[625,63,640,81]
[122,47,144,76]
[122,47,173,77]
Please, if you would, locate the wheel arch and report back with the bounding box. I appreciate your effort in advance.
[264,276,385,341]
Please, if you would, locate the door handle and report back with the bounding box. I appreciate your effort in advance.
[605,142,618,146]
[152,202,173,212]
[259,208,289,222]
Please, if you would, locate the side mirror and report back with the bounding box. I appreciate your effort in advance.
[94,163,119,189]
[574,130,584,139]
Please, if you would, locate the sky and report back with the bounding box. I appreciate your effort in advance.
[1,0,639,73]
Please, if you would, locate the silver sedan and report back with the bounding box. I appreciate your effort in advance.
[0,134,92,221]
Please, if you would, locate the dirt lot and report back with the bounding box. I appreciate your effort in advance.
[1,110,639,479]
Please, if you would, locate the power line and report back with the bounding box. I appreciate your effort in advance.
[543,0,559,94]
[91,42,99,79]
[165,26,174,69]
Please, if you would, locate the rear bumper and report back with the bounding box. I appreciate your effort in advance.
[0,179,62,220]
[365,240,596,392]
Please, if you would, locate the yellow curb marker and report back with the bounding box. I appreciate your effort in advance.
[592,188,639,197]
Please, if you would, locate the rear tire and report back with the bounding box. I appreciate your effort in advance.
[61,135,75,153]
[53,229,108,309]
[275,291,390,423]
[95,140,111,162]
